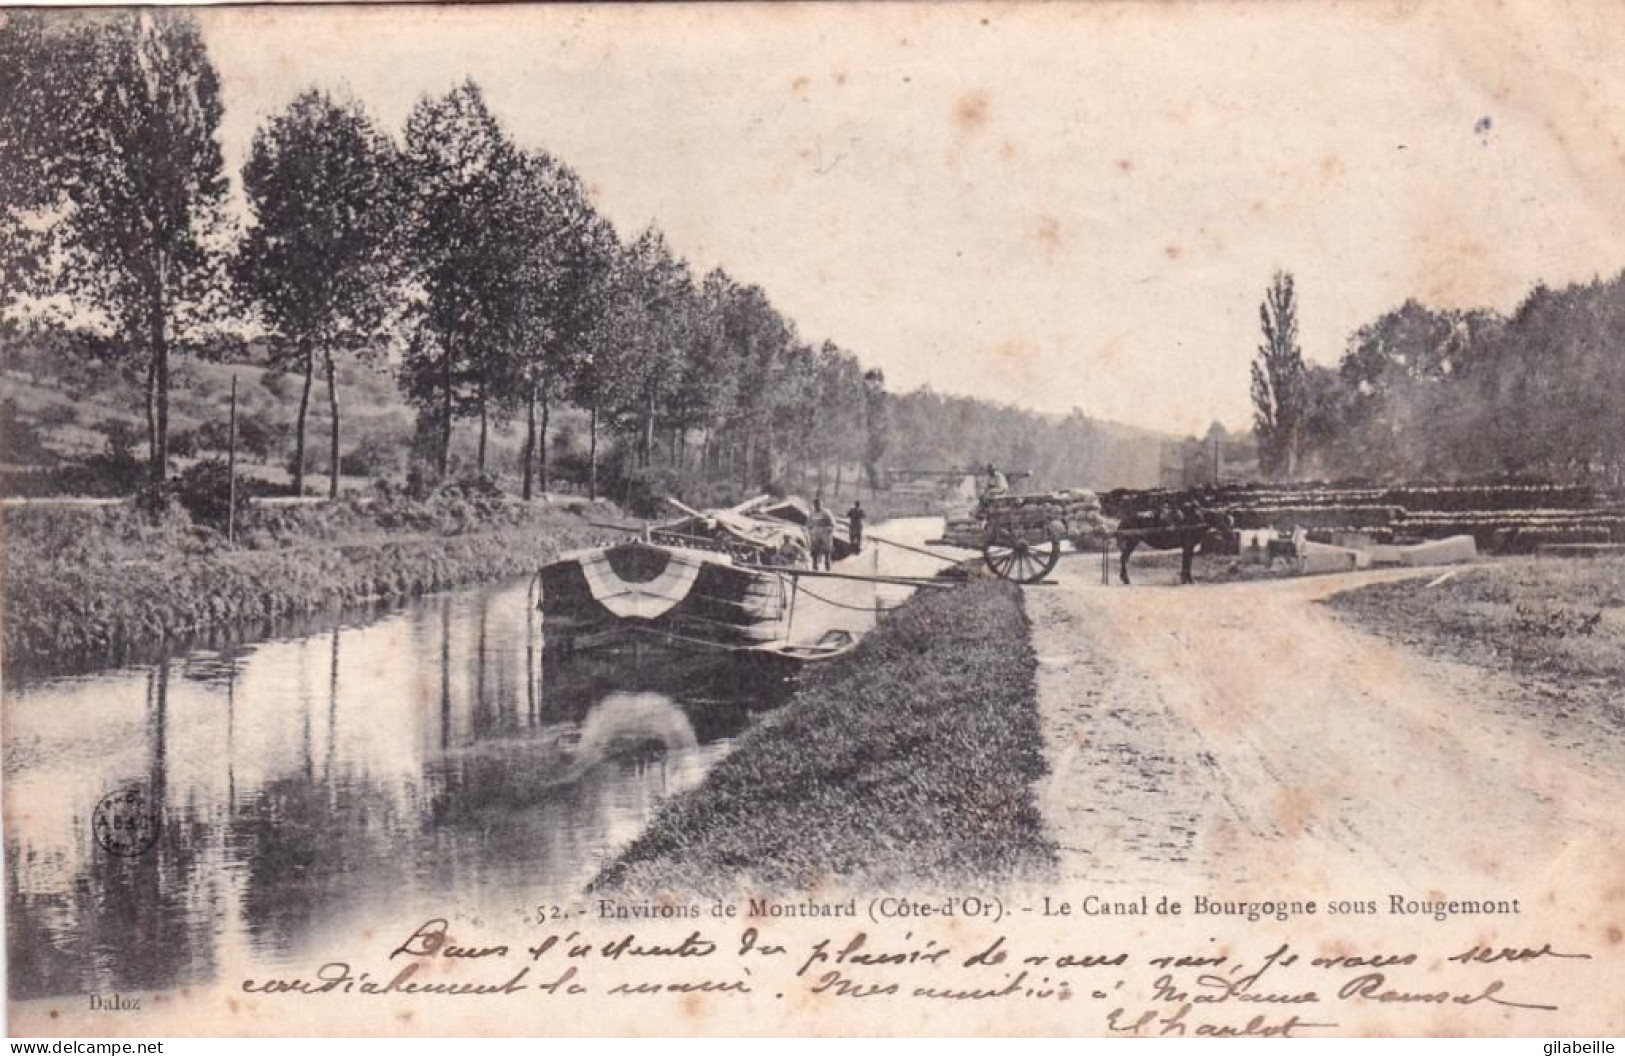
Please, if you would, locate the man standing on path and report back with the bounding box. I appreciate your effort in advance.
[807,496,837,570]
[846,500,866,553]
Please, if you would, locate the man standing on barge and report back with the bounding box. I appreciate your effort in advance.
[808,497,837,570]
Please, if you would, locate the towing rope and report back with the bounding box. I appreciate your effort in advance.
[791,581,910,613]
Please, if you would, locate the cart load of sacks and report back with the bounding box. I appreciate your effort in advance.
[941,489,1116,549]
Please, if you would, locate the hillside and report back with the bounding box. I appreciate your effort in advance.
[0,339,592,495]
[1,331,1173,502]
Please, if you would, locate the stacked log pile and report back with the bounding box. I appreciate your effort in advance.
[941,489,1115,548]
[940,510,986,549]
[1100,481,1625,554]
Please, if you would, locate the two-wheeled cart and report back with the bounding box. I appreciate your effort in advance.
[940,493,1115,585]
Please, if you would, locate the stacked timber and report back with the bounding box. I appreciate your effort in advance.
[1102,480,1625,555]
[941,509,986,548]
[942,489,1116,548]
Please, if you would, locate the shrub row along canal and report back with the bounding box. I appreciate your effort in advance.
[0,491,614,677]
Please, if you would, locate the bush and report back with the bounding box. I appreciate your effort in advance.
[339,433,405,478]
[132,479,180,521]
[196,420,230,454]
[283,450,321,493]
[441,470,505,501]
[84,451,146,493]
[196,415,279,462]
[611,462,756,517]
[36,402,78,429]
[0,399,52,463]
[0,498,195,564]
[258,369,296,399]
[173,458,252,533]
[98,418,143,460]
[2,508,606,674]
[614,464,683,517]
[0,455,146,499]
[359,470,517,535]
[551,448,600,493]
[404,460,437,501]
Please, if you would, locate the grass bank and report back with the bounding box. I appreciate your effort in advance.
[1,490,617,677]
[593,578,1056,894]
[1325,556,1625,731]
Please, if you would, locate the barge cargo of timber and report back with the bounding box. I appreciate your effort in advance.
[539,539,830,659]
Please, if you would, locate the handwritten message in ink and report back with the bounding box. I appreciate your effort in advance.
[237,893,1597,1036]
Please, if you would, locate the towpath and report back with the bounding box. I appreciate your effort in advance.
[1025,560,1625,894]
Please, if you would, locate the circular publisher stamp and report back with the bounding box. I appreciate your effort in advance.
[92,786,160,858]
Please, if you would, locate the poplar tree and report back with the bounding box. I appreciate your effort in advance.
[1250,270,1307,479]
[399,80,519,479]
[237,89,402,497]
[7,11,229,483]
[500,151,602,498]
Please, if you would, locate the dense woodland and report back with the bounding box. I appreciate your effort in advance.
[886,391,1163,491]
[1251,269,1625,488]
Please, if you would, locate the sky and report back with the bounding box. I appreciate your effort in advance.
[190,1,1625,436]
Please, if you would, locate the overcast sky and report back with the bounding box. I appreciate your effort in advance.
[196,1,1625,436]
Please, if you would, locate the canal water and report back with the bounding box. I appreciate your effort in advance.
[2,517,949,1001]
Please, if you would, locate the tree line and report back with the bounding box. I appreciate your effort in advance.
[1,10,892,502]
[886,390,1162,490]
[1250,268,1625,487]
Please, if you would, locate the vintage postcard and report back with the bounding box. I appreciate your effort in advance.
[3,0,1623,1038]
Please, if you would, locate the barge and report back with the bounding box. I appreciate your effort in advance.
[537,539,854,664]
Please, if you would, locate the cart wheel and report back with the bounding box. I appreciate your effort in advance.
[982,528,1062,584]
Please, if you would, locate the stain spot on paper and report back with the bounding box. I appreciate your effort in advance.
[1273,785,1316,838]
[992,339,1034,366]
[955,91,990,132]
[1037,217,1063,258]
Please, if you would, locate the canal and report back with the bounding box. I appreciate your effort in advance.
[2,518,949,1001]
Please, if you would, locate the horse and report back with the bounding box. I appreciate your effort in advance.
[1114,507,1235,585]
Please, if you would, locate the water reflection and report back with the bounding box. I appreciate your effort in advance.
[4,576,790,1001]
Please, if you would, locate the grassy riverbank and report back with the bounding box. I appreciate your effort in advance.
[1,489,617,676]
[593,577,1056,894]
[1325,556,1625,731]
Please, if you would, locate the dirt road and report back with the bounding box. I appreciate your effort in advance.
[1026,560,1625,892]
